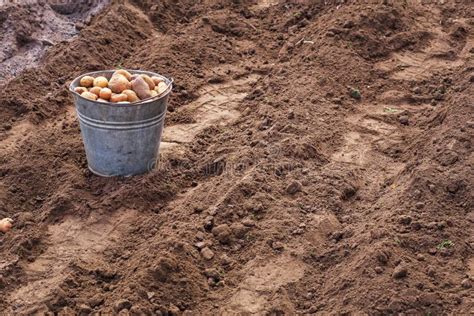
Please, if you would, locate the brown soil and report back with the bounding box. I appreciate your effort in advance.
[0,0,473,315]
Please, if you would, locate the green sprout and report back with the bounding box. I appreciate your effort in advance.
[436,240,454,250]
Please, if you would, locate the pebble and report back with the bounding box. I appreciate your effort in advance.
[196,231,205,241]
[201,247,214,260]
[194,241,207,250]
[231,223,248,239]
[204,216,214,231]
[114,299,132,312]
[412,86,421,94]
[271,241,284,251]
[428,248,437,255]
[398,215,412,225]
[212,224,232,244]
[88,293,104,308]
[461,278,472,289]
[286,181,302,195]
[374,266,383,274]
[77,304,92,315]
[242,219,256,227]
[426,266,436,277]
[399,115,409,125]
[416,254,425,261]
[415,202,425,209]
[392,265,408,279]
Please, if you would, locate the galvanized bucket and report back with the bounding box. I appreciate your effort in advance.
[69,70,172,177]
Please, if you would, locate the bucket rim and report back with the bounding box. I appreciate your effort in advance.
[69,69,173,107]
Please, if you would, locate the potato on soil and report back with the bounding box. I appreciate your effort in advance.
[80,75,94,88]
[74,87,88,94]
[81,91,98,101]
[110,93,128,103]
[113,69,132,81]
[156,81,168,95]
[0,218,13,233]
[99,88,112,100]
[131,76,153,100]
[151,76,164,86]
[140,74,155,90]
[108,74,131,93]
[89,86,102,97]
[93,76,109,88]
[122,89,139,102]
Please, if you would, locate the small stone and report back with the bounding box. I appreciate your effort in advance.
[212,224,232,244]
[426,266,436,277]
[271,241,284,251]
[415,202,425,209]
[242,219,256,227]
[201,247,214,260]
[286,181,302,195]
[461,278,472,289]
[398,215,412,225]
[343,20,354,28]
[428,248,437,255]
[392,265,408,279]
[147,292,155,300]
[416,254,425,261]
[194,241,206,249]
[399,115,409,125]
[77,304,92,315]
[114,299,132,312]
[230,223,248,239]
[412,86,421,94]
[287,110,295,119]
[204,216,214,231]
[349,87,361,100]
[196,231,205,241]
[88,293,104,308]
[376,251,389,265]
[374,266,383,274]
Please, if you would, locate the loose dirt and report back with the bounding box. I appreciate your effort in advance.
[0,0,473,315]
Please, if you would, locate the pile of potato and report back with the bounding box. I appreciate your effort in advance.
[74,69,168,103]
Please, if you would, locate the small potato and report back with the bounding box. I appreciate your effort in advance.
[110,93,128,103]
[93,76,109,88]
[97,98,108,102]
[140,74,155,90]
[122,89,140,102]
[81,91,98,101]
[99,88,112,100]
[74,87,88,94]
[131,76,153,100]
[80,76,94,88]
[151,76,164,86]
[0,218,13,233]
[113,69,132,81]
[89,86,102,96]
[150,90,158,97]
[108,74,131,93]
[155,81,168,95]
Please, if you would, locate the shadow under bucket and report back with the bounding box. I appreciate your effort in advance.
[69,70,172,177]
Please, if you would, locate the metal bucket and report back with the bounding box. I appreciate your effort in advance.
[69,70,172,177]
